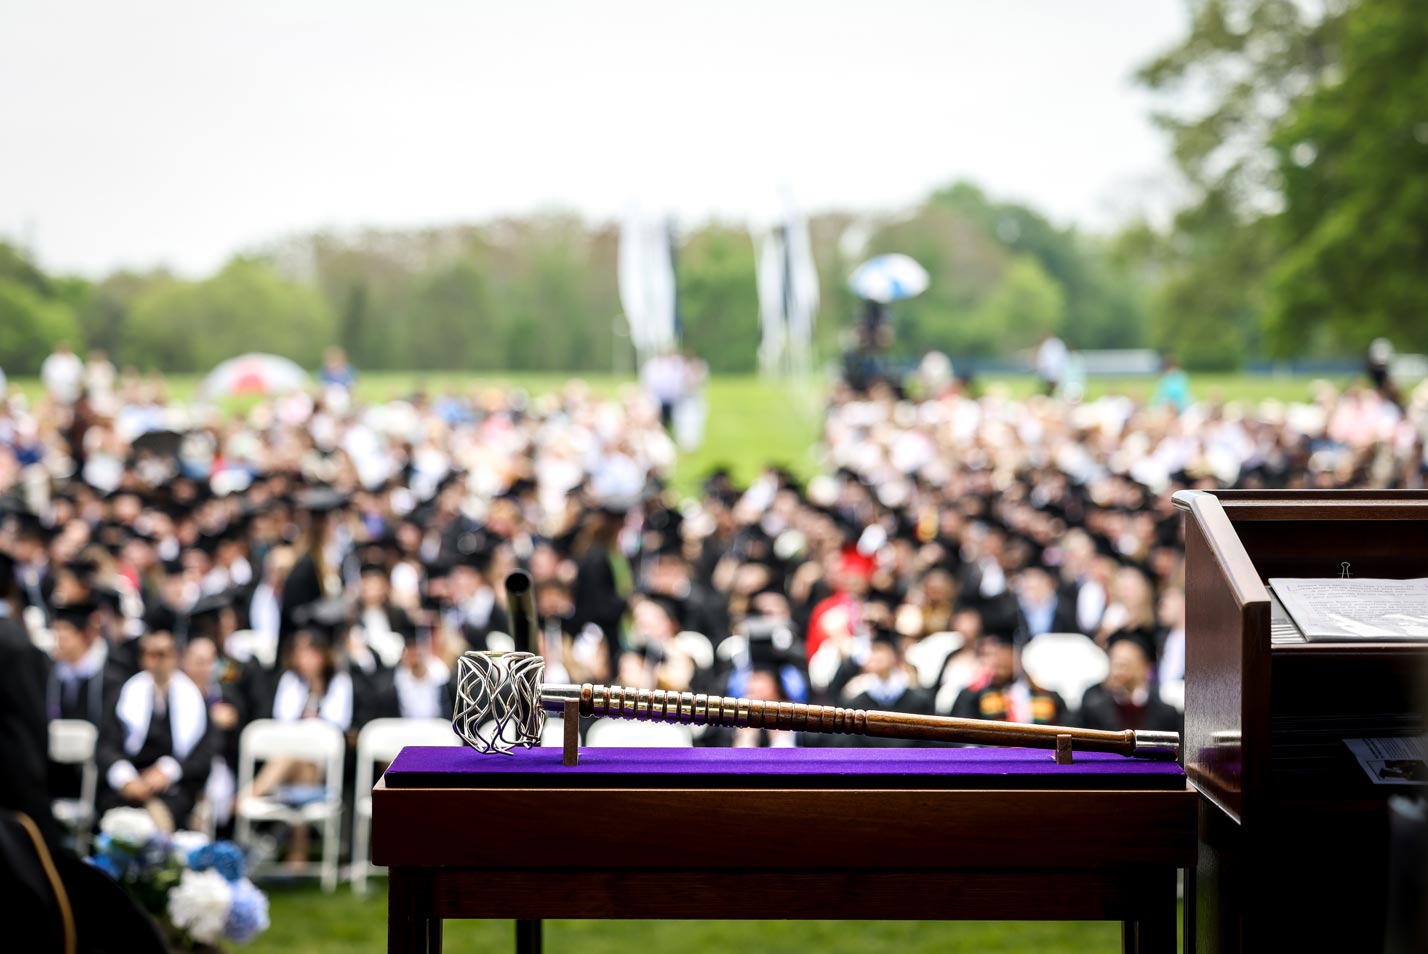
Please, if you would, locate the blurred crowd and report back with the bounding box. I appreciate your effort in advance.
[2,346,1426,857]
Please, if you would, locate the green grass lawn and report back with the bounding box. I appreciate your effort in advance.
[250,883,1174,954]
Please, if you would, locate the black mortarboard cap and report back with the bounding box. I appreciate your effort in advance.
[188,589,235,621]
[14,510,56,542]
[52,601,97,631]
[639,592,684,629]
[91,585,123,614]
[296,486,347,514]
[1107,627,1158,663]
[871,626,900,648]
[979,629,1017,648]
[293,597,353,637]
[63,556,101,580]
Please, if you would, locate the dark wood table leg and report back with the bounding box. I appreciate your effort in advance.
[516,919,542,954]
[1122,867,1178,954]
[388,869,431,954]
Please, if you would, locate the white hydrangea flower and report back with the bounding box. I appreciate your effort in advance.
[170,829,210,864]
[99,807,158,847]
[168,869,233,945]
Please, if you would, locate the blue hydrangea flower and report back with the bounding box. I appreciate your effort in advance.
[189,842,245,882]
[86,854,122,879]
[223,879,270,944]
[92,833,115,857]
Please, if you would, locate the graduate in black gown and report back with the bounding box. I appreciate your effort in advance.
[46,601,127,804]
[279,487,347,664]
[835,629,935,747]
[369,630,454,721]
[97,629,214,832]
[1076,629,1182,734]
[951,630,1067,726]
[0,551,168,954]
[46,601,125,727]
[570,504,633,675]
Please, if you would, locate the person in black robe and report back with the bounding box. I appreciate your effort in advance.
[46,601,125,727]
[570,506,633,675]
[369,631,454,721]
[0,551,168,954]
[702,667,800,748]
[180,632,249,835]
[46,602,127,803]
[0,552,62,847]
[829,630,934,748]
[1013,567,1081,639]
[1076,629,1182,734]
[441,547,510,653]
[279,487,347,663]
[10,510,57,627]
[951,630,1067,726]
[97,629,214,832]
[353,560,415,669]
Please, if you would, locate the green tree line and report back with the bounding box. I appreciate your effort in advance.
[0,192,1140,376]
[0,0,1422,376]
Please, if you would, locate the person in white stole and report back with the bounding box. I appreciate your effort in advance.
[243,629,353,870]
[97,630,211,833]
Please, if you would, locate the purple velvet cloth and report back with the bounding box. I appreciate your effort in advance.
[383,745,1185,790]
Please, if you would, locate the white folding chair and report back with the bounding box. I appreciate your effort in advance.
[584,718,693,748]
[234,719,346,893]
[934,651,983,715]
[540,715,568,747]
[351,718,459,894]
[905,631,965,689]
[49,720,99,853]
[674,631,715,671]
[226,630,277,669]
[1020,633,1111,712]
[715,634,746,664]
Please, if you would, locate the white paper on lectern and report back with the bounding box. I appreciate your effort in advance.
[1268,578,1428,640]
[1345,737,1428,786]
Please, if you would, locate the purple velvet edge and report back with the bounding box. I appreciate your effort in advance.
[385,745,1185,781]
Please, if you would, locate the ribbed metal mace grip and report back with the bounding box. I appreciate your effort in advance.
[453,651,1180,760]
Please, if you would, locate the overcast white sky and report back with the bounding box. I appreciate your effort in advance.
[1,1,1187,277]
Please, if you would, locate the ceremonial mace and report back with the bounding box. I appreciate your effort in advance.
[454,574,1180,761]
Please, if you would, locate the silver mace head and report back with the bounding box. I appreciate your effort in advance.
[452,650,556,754]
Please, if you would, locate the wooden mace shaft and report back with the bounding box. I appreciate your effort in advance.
[547,683,1172,759]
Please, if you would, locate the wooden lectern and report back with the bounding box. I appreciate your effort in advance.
[1175,489,1428,953]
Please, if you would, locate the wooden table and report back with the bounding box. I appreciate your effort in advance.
[372,746,1196,954]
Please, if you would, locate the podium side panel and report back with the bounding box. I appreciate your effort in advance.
[1183,511,1270,824]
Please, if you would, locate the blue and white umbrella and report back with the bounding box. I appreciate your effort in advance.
[849,253,930,303]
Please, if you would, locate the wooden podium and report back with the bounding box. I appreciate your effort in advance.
[1175,489,1428,953]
